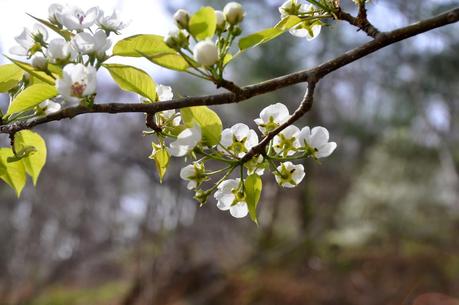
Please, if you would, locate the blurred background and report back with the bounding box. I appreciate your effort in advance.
[0,0,459,304]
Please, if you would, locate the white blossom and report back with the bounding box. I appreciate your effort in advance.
[10,24,48,56]
[31,54,47,70]
[244,155,266,176]
[298,126,337,158]
[254,103,290,134]
[97,10,128,33]
[47,38,76,62]
[39,100,61,115]
[56,63,97,103]
[168,125,202,157]
[59,6,99,30]
[214,178,249,218]
[279,0,306,18]
[273,125,300,157]
[215,10,226,30]
[180,162,208,190]
[223,2,245,25]
[173,9,190,29]
[274,162,305,188]
[72,31,111,56]
[156,85,181,126]
[290,20,322,40]
[218,123,258,158]
[48,3,64,24]
[193,40,218,67]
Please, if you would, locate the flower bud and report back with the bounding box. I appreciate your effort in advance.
[193,40,218,67]
[31,54,48,70]
[164,29,189,50]
[223,2,244,25]
[215,10,226,31]
[173,9,190,29]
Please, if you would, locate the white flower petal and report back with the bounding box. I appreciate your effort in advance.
[230,202,249,218]
[316,142,337,158]
[310,126,329,148]
[231,123,249,141]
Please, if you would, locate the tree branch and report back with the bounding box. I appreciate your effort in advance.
[335,4,380,38]
[1,7,458,134]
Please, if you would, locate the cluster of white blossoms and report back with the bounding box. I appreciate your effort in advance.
[177,102,337,219]
[278,0,324,40]
[165,2,244,71]
[10,4,128,113]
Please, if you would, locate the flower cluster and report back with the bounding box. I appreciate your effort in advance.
[164,2,245,81]
[164,102,337,220]
[10,4,128,114]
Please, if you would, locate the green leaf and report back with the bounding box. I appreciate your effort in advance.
[151,147,170,183]
[0,148,27,197]
[189,7,217,41]
[274,15,302,31]
[6,56,56,85]
[14,130,47,186]
[103,64,157,102]
[223,53,233,67]
[181,106,222,146]
[244,174,263,224]
[6,83,57,117]
[27,13,73,41]
[0,64,24,92]
[239,16,302,51]
[113,34,189,71]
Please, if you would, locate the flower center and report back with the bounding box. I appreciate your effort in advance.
[231,188,245,205]
[71,82,87,97]
[76,12,86,24]
[228,135,248,155]
[275,134,297,157]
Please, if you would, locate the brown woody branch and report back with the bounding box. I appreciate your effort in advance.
[335,3,380,38]
[1,7,458,136]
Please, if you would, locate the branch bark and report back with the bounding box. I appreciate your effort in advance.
[1,7,458,135]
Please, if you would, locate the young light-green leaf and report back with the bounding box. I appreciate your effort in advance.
[244,174,263,224]
[103,64,157,102]
[0,64,24,92]
[113,34,189,71]
[0,148,27,197]
[6,56,56,85]
[6,83,57,116]
[189,7,217,41]
[152,148,170,183]
[181,106,222,146]
[239,16,302,51]
[14,130,47,186]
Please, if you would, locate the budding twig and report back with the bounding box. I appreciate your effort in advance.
[335,4,380,38]
[0,7,458,134]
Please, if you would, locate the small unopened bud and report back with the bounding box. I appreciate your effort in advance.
[173,9,190,29]
[31,54,48,70]
[215,10,226,31]
[193,40,219,67]
[194,190,211,206]
[164,29,189,50]
[223,2,245,25]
